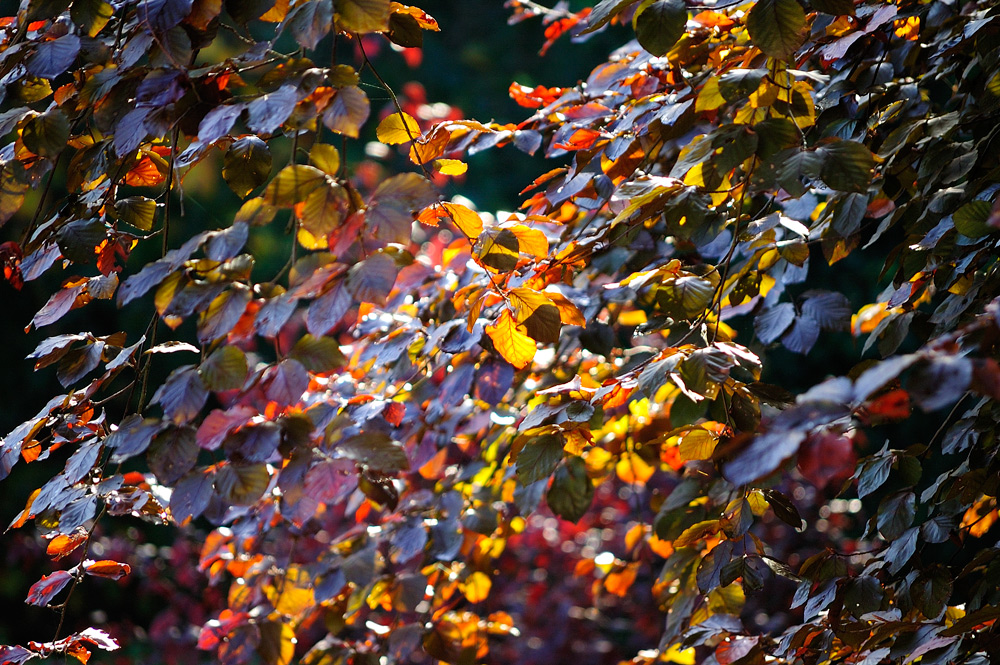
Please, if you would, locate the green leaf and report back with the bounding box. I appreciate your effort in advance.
[290,334,346,373]
[71,0,114,36]
[517,434,564,486]
[817,140,875,193]
[335,0,390,33]
[114,197,157,231]
[56,218,106,264]
[953,200,992,238]
[746,0,807,61]
[22,109,70,158]
[632,0,687,57]
[387,11,423,48]
[199,346,248,392]
[546,456,594,522]
[224,136,273,199]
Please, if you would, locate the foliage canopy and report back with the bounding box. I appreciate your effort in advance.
[0,0,999,663]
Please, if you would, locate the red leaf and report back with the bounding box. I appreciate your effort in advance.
[382,401,405,426]
[26,570,74,606]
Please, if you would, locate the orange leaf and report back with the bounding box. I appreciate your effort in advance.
[47,532,88,559]
[124,157,165,187]
[84,560,132,580]
[486,309,536,369]
[604,562,639,597]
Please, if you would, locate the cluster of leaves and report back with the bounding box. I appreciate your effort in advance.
[1,0,1000,664]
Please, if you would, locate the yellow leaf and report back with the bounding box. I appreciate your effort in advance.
[696,76,725,112]
[260,0,289,21]
[508,287,561,343]
[662,644,696,665]
[434,158,467,175]
[376,111,421,145]
[616,452,655,484]
[486,309,536,369]
[441,201,484,239]
[678,428,718,461]
[464,571,492,603]
[265,565,315,616]
[508,224,548,258]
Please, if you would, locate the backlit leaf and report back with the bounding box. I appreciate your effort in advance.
[486,309,536,369]
[377,112,421,145]
[223,137,272,199]
[335,0,390,32]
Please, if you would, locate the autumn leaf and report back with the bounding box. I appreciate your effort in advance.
[486,309,536,369]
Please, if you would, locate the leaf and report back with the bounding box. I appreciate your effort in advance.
[83,560,131,581]
[547,456,594,522]
[26,570,73,606]
[309,143,341,176]
[377,112,421,145]
[509,288,561,344]
[152,365,208,424]
[290,334,346,373]
[678,428,718,461]
[755,302,795,344]
[337,431,409,471]
[105,414,165,462]
[72,0,114,35]
[517,434,564,485]
[877,491,915,540]
[114,197,157,231]
[223,137,272,198]
[474,229,520,273]
[28,34,81,79]
[746,0,806,60]
[264,165,328,207]
[147,425,198,484]
[817,140,876,193]
[367,173,438,243]
[286,0,333,49]
[247,84,299,135]
[346,251,398,305]
[486,309,536,369]
[438,202,484,238]
[258,621,295,665]
[199,346,248,391]
[206,222,249,262]
[323,85,370,138]
[215,463,270,505]
[632,0,686,57]
[335,0,390,32]
[169,469,215,523]
[138,0,194,31]
[56,218,106,264]
[953,200,992,238]
[196,104,243,145]
[581,0,634,35]
[197,285,251,343]
[724,430,806,486]
[22,109,70,158]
